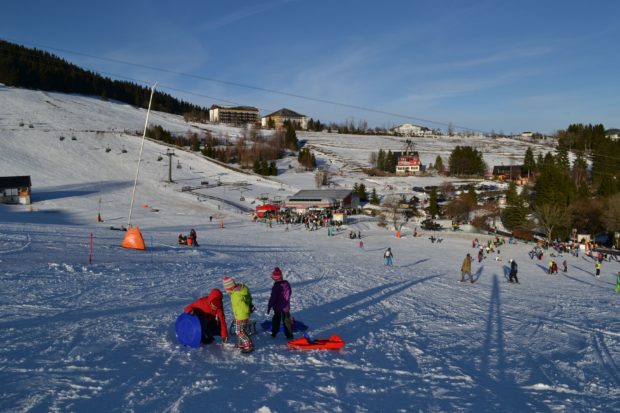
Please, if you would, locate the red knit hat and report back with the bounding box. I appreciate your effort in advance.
[271,267,283,282]
[223,276,236,291]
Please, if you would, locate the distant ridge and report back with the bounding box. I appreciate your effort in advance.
[0,39,208,118]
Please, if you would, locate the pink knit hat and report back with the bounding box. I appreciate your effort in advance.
[271,267,283,282]
[223,276,236,291]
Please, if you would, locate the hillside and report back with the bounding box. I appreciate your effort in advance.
[0,39,208,118]
[0,86,618,412]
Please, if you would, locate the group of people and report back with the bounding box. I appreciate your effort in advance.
[460,252,519,284]
[178,229,199,246]
[182,267,293,354]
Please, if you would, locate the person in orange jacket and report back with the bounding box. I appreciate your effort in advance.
[184,288,228,344]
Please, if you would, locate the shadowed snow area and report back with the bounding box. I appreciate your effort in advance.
[0,86,618,412]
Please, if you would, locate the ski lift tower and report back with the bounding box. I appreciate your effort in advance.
[403,139,415,156]
[165,148,175,183]
[395,140,420,175]
[259,192,270,205]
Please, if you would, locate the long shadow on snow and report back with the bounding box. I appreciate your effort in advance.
[473,264,484,283]
[447,275,551,412]
[0,207,80,225]
[295,274,441,342]
[536,263,550,274]
[561,271,600,287]
[31,180,133,202]
[0,299,189,330]
[397,257,430,268]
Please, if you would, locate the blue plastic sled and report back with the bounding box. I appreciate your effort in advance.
[261,319,309,333]
[175,313,202,348]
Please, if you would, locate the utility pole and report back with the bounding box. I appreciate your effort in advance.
[166,148,175,183]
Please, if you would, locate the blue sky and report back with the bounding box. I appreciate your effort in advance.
[3,0,619,134]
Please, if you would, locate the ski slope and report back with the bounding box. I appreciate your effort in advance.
[0,86,618,412]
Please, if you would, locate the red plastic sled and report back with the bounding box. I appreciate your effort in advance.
[287,335,345,350]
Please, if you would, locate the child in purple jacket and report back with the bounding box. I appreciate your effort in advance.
[266,267,293,339]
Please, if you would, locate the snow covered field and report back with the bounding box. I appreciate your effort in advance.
[1,86,619,412]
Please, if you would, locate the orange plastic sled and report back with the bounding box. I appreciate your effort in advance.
[122,227,146,250]
[287,335,345,350]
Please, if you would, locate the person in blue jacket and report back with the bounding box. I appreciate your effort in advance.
[266,267,293,339]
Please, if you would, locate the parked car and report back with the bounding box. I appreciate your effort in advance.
[421,219,442,231]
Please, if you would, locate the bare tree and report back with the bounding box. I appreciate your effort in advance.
[315,169,329,188]
[369,152,378,168]
[440,181,455,199]
[445,199,470,223]
[381,195,405,230]
[536,204,571,241]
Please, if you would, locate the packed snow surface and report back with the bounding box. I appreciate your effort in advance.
[0,86,619,412]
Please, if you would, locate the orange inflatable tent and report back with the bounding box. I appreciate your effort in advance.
[122,227,146,250]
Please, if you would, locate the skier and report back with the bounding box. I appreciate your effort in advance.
[551,260,558,275]
[508,259,519,284]
[384,247,394,267]
[548,260,554,275]
[223,277,254,353]
[183,288,228,344]
[266,267,293,339]
[460,253,473,283]
[359,240,364,250]
[615,271,620,294]
[595,261,601,278]
[562,260,568,272]
[478,247,484,263]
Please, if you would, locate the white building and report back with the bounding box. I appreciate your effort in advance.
[391,123,433,137]
[209,105,259,125]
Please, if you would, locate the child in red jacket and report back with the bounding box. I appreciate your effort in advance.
[184,288,228,344]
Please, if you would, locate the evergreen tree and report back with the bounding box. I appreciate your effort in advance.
[385,150,396,173]
[377,149,385,171]
[597,175,618,197]
[370,188,380,205]
[536,153,544,171]
[285,124,298,151]
[535,152,576,208]
[448,146,487,176]
[428,188,439,218]
[358,183,368,202]
[435,155,445,174]
[502,181,528,230]
[556,143,570,173]
[572,152,588,187]
[523,147,537,176]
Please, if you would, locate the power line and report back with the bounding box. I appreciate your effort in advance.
[0,37,485,133]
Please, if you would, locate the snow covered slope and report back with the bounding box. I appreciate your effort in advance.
[0,86,618,412]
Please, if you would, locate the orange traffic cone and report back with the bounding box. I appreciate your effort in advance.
[122,227,146,250]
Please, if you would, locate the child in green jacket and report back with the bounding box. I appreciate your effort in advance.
[615,271,620,294]
[223,277,254,353]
